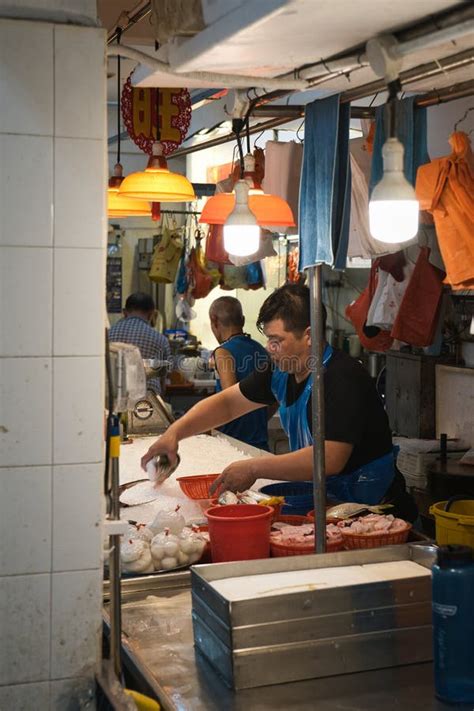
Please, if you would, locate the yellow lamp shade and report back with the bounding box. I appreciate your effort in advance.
[118,142,195,203]
[107,188,151,217]
[200,191,295,227]
[119,167,195,202]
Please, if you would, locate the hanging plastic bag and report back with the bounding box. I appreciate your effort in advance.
[345,262,394,352]
[176,250,188,294]
[149,226,183,284]
[228,230,277,266]
[246,261,264,290]
[391,246,445,347]
[205,223,232,264]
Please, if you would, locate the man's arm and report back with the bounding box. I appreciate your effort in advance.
[141,384,266,469]
[213,347,237,389]
[210,440,353,494]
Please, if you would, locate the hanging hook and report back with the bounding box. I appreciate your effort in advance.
[454,105,474,132]
[253,129,266,149]
[296,117,305,143]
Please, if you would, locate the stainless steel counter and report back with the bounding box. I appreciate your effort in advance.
[103,571,473,711]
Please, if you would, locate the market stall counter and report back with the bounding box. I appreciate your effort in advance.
[103,562,464,711]
[104,433,459,710]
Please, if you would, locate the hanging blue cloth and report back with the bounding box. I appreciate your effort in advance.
[271,343,395,504]
[299,95,351,270]
[369,96,429,195]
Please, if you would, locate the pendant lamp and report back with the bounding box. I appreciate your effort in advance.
[223,180,260,256]
[108,163,151,217]
[118,85,195,204]
[200,154,295,228]
[107,51,151,218]
[119,141,196,202]
[369,81,418,243]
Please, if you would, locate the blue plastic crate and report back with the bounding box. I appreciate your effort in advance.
[259,482,314,516]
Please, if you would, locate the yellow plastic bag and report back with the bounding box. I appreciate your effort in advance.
[149,227,183,284]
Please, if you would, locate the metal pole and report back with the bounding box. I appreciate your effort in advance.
[108,416,122,679]
[308,265,326,554]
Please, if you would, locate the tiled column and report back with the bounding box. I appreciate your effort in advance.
[0,16,106,710]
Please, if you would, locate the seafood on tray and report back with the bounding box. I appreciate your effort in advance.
[270,522,344,547]
[217,489,284,507]
[337,513,410,535]
[326,502,394,520]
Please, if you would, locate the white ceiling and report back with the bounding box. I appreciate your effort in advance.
[166,0,463,76]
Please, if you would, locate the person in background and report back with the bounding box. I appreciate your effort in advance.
[142,284,417,521]
[109,292,170,395]
[209,296,271,451]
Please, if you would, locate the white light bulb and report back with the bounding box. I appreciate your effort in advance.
[223,180,260,257]
[369,137,419,243]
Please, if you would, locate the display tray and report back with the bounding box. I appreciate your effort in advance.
[191,544,436,690]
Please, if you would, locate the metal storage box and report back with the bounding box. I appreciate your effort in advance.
[191,544,435,690]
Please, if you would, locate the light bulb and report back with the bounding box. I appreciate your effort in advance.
[223,180,260,256]
[369,137,419,243]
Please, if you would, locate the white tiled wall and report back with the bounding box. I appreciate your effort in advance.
[0,17,106,709]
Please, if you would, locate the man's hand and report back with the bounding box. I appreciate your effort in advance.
[141,431,178,471]
[209,459,258,496]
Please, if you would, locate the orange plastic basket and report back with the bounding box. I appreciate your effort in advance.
[270,536,344,557]
[176,474,219,500]
[340,524,411,550]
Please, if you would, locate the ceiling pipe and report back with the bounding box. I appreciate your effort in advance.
[171,77,474,159]
[342,47,474,103]
[107,45,308,90]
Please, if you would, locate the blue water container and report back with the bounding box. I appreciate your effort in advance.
[432,544,474,704]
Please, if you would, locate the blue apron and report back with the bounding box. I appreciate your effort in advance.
[271,344,395,505]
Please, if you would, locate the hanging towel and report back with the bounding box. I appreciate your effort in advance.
[299,95,351,270]
[369,96,429,195]
[415,131,474,289]
[262,140,303,235]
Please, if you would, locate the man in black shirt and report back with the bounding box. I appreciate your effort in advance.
[142,284,417,520]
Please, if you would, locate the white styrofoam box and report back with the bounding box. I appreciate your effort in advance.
[0,135,53,247]
[0,247,52,356]
[53,463,103,572]
[50,677,95,711]
[54,25,106,140]
[0,681,50,711]
[54,137,106,249]
[0,466,51,576]
[52,356,104,464]
[0,357,52,467]
[51,569,102,679]
[0,20,53,135]
[53,248,105,356]
[0,574,50,684]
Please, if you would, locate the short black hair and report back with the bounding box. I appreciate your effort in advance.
[209,296,244,328]
[257,283,327,335]
[125,292,155,313]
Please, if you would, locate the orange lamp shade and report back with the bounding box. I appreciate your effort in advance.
[107,188,151,217]
[200,191,295,227]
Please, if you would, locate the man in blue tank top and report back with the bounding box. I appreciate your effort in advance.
[209,296,270,451]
